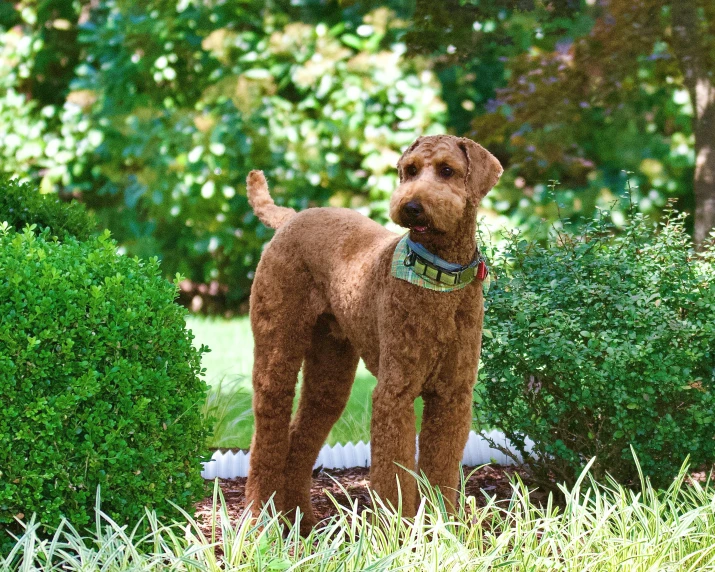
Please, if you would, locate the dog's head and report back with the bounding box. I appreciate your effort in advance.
[389,135,502,237]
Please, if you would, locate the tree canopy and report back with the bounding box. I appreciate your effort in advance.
[0,0,711,310]
[407,0,713,244]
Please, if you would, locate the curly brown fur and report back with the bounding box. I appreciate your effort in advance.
[246,170,296,229]
[244,135,503,531]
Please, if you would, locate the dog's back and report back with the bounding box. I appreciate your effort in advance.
[253,202,397,360]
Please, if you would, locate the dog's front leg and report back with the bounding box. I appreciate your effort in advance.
[417,338,481,512]
[417,386,474,512]
[370,371,422,517]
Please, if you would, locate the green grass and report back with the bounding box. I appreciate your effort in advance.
[189,316,423,449]
[6,460,715,570]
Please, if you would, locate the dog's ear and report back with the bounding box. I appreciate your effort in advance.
[458,138,503,203]
[397,137,423,182]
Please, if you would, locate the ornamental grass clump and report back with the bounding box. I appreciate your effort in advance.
[479,204,715,489]
[4,461,715,570]
[0,223,210,553]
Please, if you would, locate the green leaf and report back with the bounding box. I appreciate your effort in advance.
[340,33,363,50]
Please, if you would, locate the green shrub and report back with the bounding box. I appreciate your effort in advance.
[0,225,210,551]
[478,205,715,488]
[0,176,95,240]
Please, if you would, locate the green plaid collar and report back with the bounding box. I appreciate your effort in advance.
[390,235,489,292]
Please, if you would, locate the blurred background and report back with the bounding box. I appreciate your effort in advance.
[2,0,712,447]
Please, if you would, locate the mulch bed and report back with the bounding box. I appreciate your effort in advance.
[194,464,539,537]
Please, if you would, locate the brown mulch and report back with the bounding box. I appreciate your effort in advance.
[194,464,540,537]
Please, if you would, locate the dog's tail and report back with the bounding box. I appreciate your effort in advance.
[246,170,297,229]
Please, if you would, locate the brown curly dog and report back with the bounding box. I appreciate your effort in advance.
[244,135,502,530]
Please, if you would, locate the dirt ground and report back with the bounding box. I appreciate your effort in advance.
[194,464,541,535]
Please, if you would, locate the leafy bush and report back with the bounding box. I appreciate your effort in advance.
[0,225,210,551]
[478,205,715,488]
[0,176,95,240]
[0,3,446,310]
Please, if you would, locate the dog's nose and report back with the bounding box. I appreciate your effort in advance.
[404,201,424,218]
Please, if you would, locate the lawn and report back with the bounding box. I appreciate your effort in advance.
[188,316,424,449]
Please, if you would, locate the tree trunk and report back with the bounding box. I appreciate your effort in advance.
[692,81,715,247]
[670,0,715,248]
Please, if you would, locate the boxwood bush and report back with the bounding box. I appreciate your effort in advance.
[0,176,95,240]
[478,206,715,488]
[0,224,210,551]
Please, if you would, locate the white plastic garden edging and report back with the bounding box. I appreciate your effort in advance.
[201,430,531,479]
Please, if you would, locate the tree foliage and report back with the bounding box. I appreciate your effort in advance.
[409,0,713,243]
[0,1,445,309]
[1,0,712,307]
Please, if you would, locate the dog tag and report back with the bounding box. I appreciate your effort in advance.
[476,260,488,281]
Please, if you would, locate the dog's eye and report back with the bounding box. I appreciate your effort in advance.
[406,164,418,177]
[440,166,454,178]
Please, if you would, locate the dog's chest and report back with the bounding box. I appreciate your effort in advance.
[389,284,483,346]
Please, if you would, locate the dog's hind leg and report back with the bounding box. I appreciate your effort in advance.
[281,314,359,531]
[244,264,316,517]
